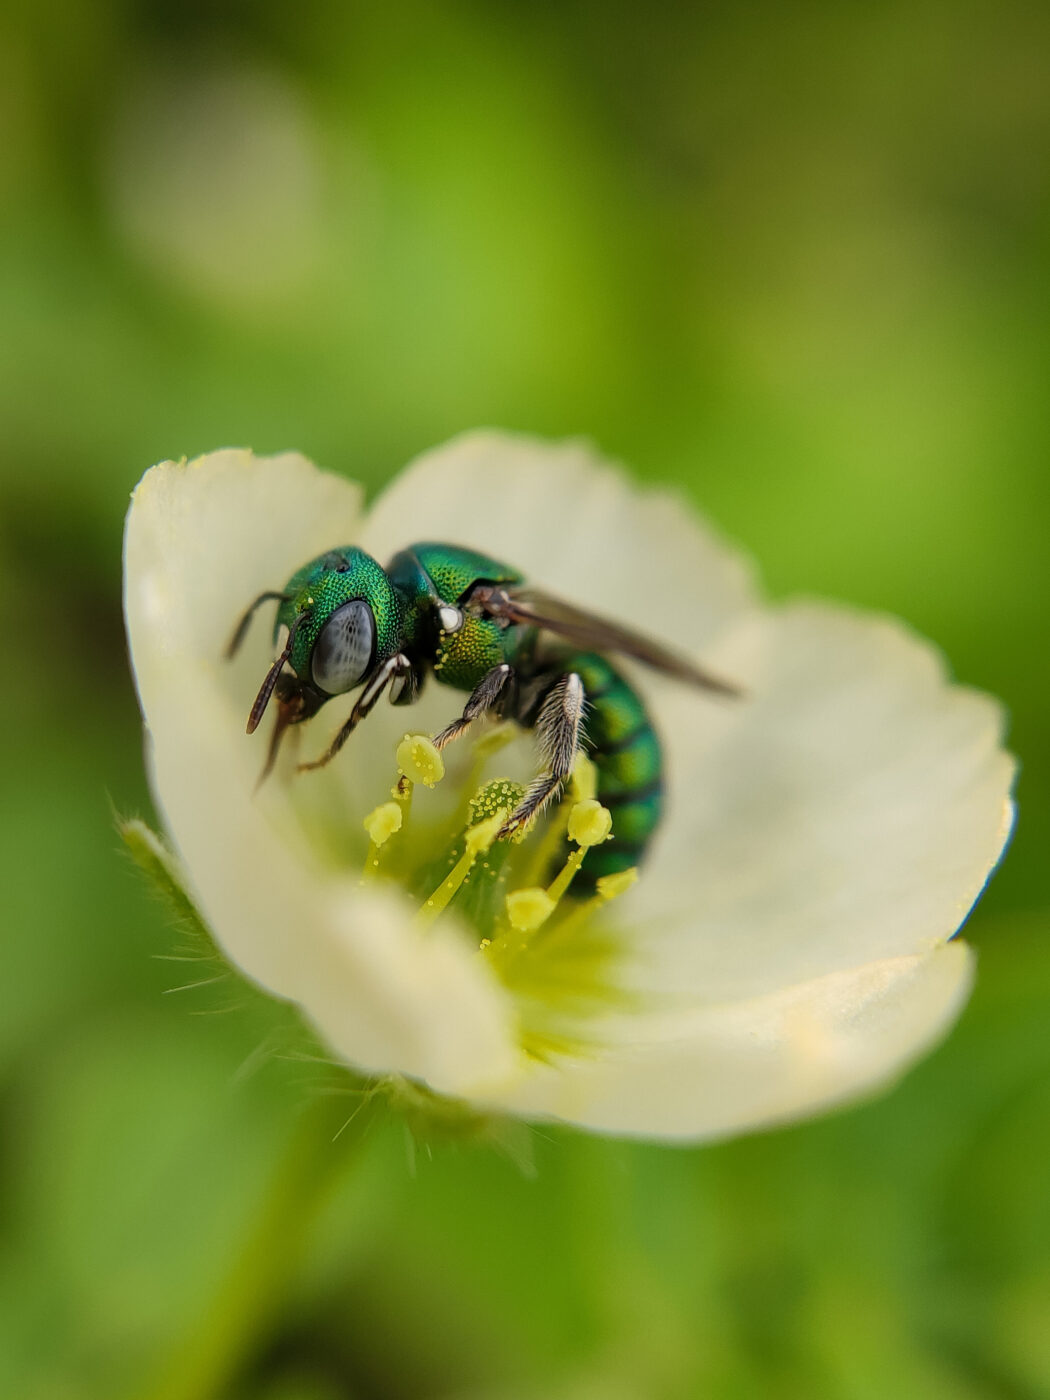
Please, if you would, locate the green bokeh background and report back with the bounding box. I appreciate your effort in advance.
[1,4,1047,1397]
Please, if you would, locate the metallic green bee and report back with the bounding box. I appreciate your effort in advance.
[228,542,738,885]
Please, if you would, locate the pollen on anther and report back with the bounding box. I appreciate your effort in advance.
[396,733,445,788]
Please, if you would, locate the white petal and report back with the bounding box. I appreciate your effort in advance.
[124,451,520,1094]
[123,442,1014,1143]
[634,602,1014,1000]
[494,942,975,1140]
[361,429,759,651]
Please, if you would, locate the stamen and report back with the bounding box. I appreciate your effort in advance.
[452,722,518,828]
[417,809,507,927]
[513,753,599,889]
[361,800,402,879]
[543,800,614,904]
[505,887,555,933]
[397,733,445,788]
[567,799,613,848]
[465,810,506,858]
[470,778,527,836]
[362,734,631,1057]
[393,731,445,825]
[364,801,403,845]
[537,865,640,946]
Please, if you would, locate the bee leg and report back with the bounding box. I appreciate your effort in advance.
[432,663,515,751]
[298,653,412,772]
[499,673,585,839]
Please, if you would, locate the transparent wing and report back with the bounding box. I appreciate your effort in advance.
[472,585,743,696]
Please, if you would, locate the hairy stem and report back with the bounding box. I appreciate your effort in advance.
[140,1094,377,1400]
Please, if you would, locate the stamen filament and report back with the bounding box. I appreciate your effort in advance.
[417,809,507,927]
[536,866,639,945]
[393,732,445,830]
[546,848,586,904]
[418,850,477,925]
[518,754,600,888]
[361,737,631,1052]
[541,799,614,903]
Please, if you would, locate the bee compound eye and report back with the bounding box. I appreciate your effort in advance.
[311,600,376,695]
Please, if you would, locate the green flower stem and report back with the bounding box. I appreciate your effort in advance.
[140,1095,377,1400]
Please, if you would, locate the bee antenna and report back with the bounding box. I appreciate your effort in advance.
[255,704,293,791]
[225,591,291,660]
[246,609,311,735]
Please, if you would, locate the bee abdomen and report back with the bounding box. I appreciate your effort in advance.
[569,653,664,888]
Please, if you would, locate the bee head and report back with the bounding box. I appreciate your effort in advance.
[243,547,405,778]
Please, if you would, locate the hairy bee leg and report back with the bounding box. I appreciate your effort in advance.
[499,673,585,839]
[298,653,411,772]
[432,663,515,751]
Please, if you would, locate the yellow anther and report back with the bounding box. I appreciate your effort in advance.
[506,887,555,933]
[595,867,638,901]
[465,810,507,857]
[571,752,598,802]
[397,733,445,788]
[568,800,613,848]
[362,801,402,847]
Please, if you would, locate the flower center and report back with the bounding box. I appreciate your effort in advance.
[359,731,639,1060]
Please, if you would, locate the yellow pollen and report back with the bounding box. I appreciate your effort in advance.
[452,729,520,828]
[372,725,632,1028]
[567,800,613,848]
[397,733,445,788]
[506,887,555,933]
[468,778,527,843]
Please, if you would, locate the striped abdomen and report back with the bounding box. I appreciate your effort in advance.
[570,651,663,886]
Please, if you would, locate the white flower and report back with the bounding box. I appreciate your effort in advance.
[123,433,1015,1141]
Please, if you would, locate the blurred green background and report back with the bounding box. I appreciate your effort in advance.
[1,2,1047,1397]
